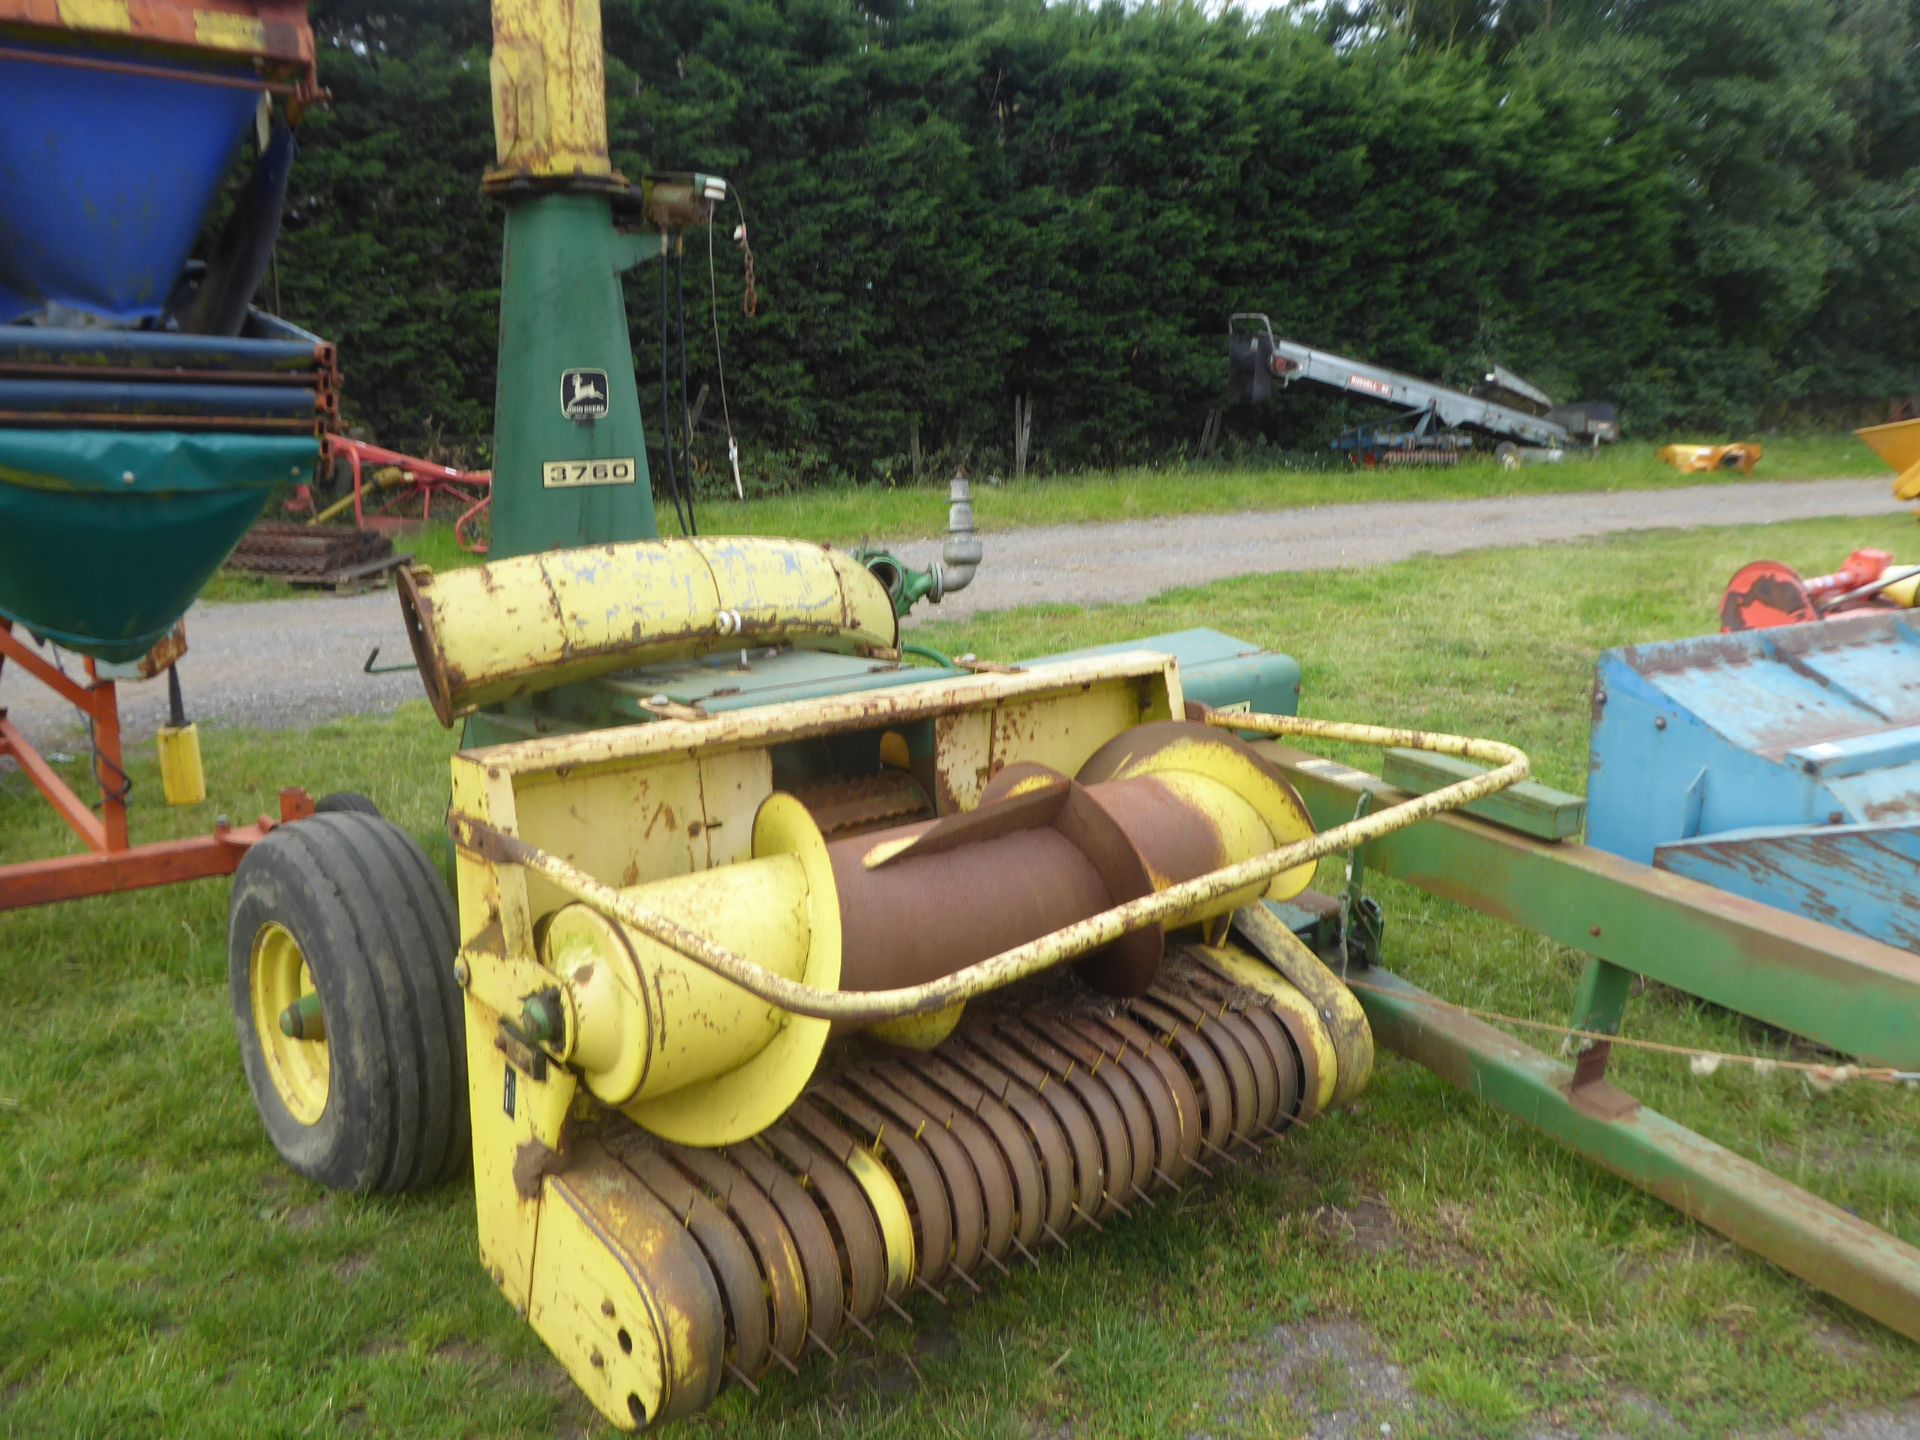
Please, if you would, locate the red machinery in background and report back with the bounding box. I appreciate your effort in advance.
[301,434,492,553]
[1721,548,1920,632]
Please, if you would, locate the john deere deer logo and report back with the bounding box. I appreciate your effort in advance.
[560,368,610,420]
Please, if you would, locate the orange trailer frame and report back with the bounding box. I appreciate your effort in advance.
[0,621,311,910]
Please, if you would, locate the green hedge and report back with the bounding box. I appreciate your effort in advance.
[274,0,1920,486]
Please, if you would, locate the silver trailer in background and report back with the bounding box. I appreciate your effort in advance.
[1227,313,1619,466]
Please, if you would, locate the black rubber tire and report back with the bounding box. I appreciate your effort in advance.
[228,812,467,1193]
[313,791,381,817]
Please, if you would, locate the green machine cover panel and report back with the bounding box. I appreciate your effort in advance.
[0,428,313,662]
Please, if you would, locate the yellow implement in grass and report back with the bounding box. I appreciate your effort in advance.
[1658,441,1763,474]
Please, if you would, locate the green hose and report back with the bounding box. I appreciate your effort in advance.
[902,642,958,669]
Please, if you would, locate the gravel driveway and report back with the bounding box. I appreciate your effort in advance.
[3,477,1896,744]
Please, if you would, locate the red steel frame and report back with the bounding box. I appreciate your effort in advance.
[0,621,311,910]
[294,434,492,554]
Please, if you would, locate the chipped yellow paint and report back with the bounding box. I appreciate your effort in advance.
[532,794,842,1145]
[55,0,129,32]
[843,1144,916,1299]
[401,536,899,725]
[527,1143,723,1430]
[487,0,614,181]
[1197,943,1341,1116]
[1231,904,1374,1108]
[192,6,264,50]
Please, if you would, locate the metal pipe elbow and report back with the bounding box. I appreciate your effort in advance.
[933,477,982,599]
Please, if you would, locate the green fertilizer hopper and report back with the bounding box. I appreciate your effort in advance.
[0,428,314,663]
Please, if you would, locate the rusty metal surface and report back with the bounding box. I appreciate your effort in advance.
[961,1031,1105,1228]
[759,1127,888,1325]
[1030,1017,1159,1203]
[791,772,932,836]
[715,1141,846,1349]
[831,808,1115,993]
[548,957,1331,1429]
[916,1055,1048,1251]
[875,1064,1019,1264]
[1127,996,1235,1155]
[841,1072,988,1284]
[805,1087,951,1290]
[936,1044,1070,1240]
[608,1138,775,1380]
[225,520,392,580]
[1093,1013,1202,1174]
[996,1019,1130,1220]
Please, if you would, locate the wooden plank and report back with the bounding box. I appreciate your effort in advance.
[284,551,412,592]
[1381,747,1585,841]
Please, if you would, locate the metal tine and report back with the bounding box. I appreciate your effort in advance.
[1011,1236,1042,1269]
[1103,1191,1133,1221]
[900,1350,928,1387]
[809,1330,840,1362]
[882,1294,915,1325]
[770,1347,803,1377]
[980,1249,1012,1276]
[1129,1183,1157,1210]
[1187,1154,1217,1180]
[725,1363,762,1397]
[1152,1165,1185,1193]
[1201,1136,1241,1167]
[1069,1202,1106,1234]
[915,1277,951,1306]
[1042,1222,1071,1251]
[948,1264,984,1295]
[844,1310,877,1343]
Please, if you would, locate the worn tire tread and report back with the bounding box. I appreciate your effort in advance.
[228,813,462,1194]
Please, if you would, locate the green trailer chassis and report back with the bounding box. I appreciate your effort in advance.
[1258,742,1920,1346]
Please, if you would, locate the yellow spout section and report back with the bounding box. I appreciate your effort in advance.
[399,536,900,725]
[1857,418,1920,503]
[487,0,615,185]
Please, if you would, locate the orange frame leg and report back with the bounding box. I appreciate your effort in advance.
[0,621,313,910]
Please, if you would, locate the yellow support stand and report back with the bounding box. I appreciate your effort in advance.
[156,723,205,806]
[156,666,205,806]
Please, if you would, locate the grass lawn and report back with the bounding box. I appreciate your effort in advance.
[3,511,1916,1438]
[199,433,1889,603]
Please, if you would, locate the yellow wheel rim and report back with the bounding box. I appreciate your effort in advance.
[250,921,330,1126]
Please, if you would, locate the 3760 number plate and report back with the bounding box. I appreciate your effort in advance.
[541,456,637,489]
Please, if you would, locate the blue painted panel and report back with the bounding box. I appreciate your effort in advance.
[1588,650,1834,864]
[1589,615,1920,868]
[1783,725,1920,779]
[0,54,260,323]
[1655,822,1920,953]
[1774,611,1920,725]
[0,378,319,420]
[1597,619,1920,759]
[1825,759,1920,828]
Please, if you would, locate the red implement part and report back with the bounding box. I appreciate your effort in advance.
[1804,548,1892,604]
[316,435,492,553]
[0,621,312,910]
[1720,561,1817,632]
[1721,550,1904,631]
